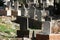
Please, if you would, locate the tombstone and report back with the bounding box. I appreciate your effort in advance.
[36,21,60,40]
[29,18,42,29]
[42,21,50,34]
[12,16,29,38]
[12,16,43,38]
[12,16,27,30]
[18,10,21,16]
[17,30,29,38]
[36,21,50,40]
[24,8,28,17]
[7,9,11,16]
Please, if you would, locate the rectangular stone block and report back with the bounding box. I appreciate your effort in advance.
[36,34,49,40]
[49,34,60,40]
[36,34,60,40]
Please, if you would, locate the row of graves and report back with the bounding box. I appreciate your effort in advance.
[0,1,60,40]
[36,1,60,40]
[6,15,60,40]
[0,6,42,40]
[13,16,60,40]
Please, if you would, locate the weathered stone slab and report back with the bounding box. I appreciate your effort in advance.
[49,34,60,40]
[36,34,49,40]
[42,21,50,35]
[36,34,60,40]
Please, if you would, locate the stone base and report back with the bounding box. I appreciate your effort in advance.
[36,34,60,40]
[49,34,60,40]
[17,30,29,38]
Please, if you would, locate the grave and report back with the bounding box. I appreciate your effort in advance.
[29,18,42,29]
[12,16,42,40]
[36,21,60,40]
[12,16,29,38]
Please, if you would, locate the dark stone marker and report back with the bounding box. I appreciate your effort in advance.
[17,30,29,38]
[12,16,42,38]
[12,16,27,31]
[12,16,29,38]
[36,34,49,40]
[29,18,42,29]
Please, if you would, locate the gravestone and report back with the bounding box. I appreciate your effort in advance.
[17,30,29,38]
[29,18,42,29]
[7,10,11,16]
[12,16,42,38]
[36,21,60,40]
[12,16,27,31]
[42,21,50,34]
[12,16,29,38]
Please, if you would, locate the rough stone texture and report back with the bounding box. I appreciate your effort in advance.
[42,21,50,35]
[36,34,60,40]
[49,34,60,40]
[36,34,49,40]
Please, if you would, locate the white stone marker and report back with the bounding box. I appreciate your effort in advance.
[18,10,21,16]
[7,10,11,16]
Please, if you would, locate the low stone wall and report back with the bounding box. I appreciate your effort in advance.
[49,34,60,40]
[36,34,60,40]
[36,34,49,40]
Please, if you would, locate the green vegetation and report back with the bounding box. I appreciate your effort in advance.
[0,17,19,38]
[0,24,17,37]
[0,24,7,32]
